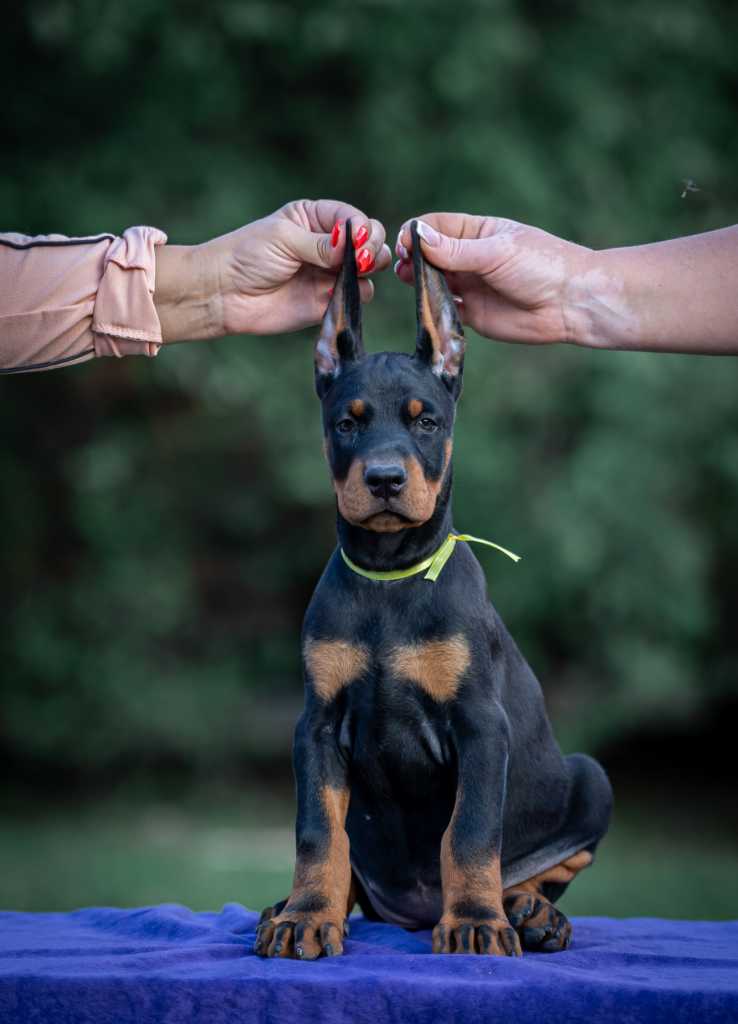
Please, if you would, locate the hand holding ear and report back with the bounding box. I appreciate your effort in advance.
[394,213,592,346]
[155,200,391,342]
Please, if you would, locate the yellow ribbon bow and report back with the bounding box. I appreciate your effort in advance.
[340,532,521,583]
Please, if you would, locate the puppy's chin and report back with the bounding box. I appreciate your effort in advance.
[358,511,425,533]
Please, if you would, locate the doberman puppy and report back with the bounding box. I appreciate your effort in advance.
[255,221,612,959]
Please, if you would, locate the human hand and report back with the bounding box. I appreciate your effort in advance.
[155,199,391,342]
[394,213,592,346]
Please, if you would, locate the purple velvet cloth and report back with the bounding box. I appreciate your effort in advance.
[1,905,736,1023]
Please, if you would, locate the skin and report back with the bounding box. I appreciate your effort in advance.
[153,199,392,342]
[395,214,738,355]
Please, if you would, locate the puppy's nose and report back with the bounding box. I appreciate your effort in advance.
[364,463,408,499]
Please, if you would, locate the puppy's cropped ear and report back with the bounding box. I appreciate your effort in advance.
[314,219,365,398]
[412,220,465,398]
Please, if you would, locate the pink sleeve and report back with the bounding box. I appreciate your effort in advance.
[0,226,168,373]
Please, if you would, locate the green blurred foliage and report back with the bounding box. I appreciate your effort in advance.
[2,0,738,780]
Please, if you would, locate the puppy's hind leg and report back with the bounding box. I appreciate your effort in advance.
[503,850,593,953]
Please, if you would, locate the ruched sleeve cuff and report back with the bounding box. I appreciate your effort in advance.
[92,226,168,358]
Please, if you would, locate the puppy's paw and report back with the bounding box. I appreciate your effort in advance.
[503,888,572,952]
[254,901,347,960]
[432,911,521,956]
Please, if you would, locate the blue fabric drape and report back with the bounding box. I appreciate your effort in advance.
[1,905,736,1023]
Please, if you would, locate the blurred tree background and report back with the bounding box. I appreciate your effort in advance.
[2,0,737,918]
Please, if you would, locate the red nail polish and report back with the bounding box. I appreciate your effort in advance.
[328,287,334,297]
[357,249,374,274]
[354,224,369,249]
[331,223,341,248]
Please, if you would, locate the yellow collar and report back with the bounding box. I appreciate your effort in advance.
[340,532,520,583]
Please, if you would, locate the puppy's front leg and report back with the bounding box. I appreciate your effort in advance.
[255,704,351,960]
[433,702,521,956]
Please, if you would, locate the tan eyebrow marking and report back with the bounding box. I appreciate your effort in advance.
[408,399,424,418]
[349,399,366,417]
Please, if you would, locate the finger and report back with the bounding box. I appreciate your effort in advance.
[397,211,495,250]
[333,214,389,275]
[355,219,389,275]
[394,257,413,285]
[356,243,392,277]
[370,243,392,274]
[282,199,376,271]
[303,198,372,236]
[355,218,387,265]
[279,218,342,271]
[403,219,502,276]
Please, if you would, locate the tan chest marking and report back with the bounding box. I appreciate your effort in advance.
[304,638,369,702]
[389,634,471,702]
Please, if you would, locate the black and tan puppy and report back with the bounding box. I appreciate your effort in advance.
[255,221,612,959]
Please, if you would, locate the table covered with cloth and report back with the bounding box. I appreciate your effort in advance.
[1,904,736,1023]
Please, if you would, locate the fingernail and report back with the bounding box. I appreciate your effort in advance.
[396,241,409,261]
[393,259,401,275]
[416,220,440,246]
[452,295,463,304]
[330,221,343,248]
[357,249,374,274]
[354,224,369,248]
[328,287,334,297]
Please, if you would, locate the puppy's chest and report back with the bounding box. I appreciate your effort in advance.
[304,634,469,775]
[303,631,472,707]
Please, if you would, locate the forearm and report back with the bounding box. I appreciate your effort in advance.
[291,713,351,906]
[569,225,738,354]
[153,244,225,344]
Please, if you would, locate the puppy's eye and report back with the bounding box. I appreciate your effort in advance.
[418,416,438,432]
[336,419,355,434]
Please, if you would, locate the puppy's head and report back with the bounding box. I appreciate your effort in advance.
[315,220,465,533]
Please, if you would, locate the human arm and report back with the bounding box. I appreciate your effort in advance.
[395,214,738,355]
[0,200,389,373]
